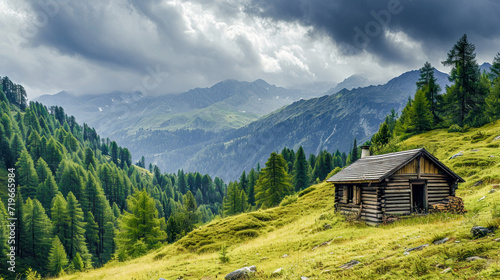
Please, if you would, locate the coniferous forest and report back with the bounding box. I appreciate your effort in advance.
[0,75,358,277]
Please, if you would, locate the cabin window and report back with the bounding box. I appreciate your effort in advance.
[347,186,354,203]
[342,185,360,204]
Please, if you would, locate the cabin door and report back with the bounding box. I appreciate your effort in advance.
[411,183,427,214]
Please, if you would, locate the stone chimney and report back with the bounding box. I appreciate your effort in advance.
[361,145,371,158]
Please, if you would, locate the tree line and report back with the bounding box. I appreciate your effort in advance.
[0,91,229,277]
[372,34,500,152]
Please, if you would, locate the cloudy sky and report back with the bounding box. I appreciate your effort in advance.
[1,0,500,99]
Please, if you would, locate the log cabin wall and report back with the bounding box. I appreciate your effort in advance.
[382,156,452,216]
[335,183,383,225]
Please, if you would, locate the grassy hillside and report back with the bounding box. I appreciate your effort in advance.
[57,121,500,280]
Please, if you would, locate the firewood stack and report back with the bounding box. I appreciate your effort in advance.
[429,196,467,214]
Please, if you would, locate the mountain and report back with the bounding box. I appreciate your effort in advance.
[329,73,374,93]
[56,120,500,279]
[35,79,323,136]
[480,62,492,73]
[171,69,449,180]
[36,69,450,182]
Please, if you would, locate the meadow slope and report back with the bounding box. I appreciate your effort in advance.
[57,121,500,280]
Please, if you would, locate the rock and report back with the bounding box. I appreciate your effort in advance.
[494,135,500,141]
[450,152,463,160]
[176,277,183,280]
[441,267,452,274]
[159,278,166,280]
[281,254,289,258]
[300,277,310,280]
[466,256,484,261]
[225,266,257,280]
[455,241,460,243]
[323,224,332,230]
[473,180,483,187]
[321,269,332,274]
[435,264,446,269]
[494,238,500,242]
[312,239,333,250]
[471,149,480,152]
[471,226,493,238]
[489,155,496,158]
[260,257,268,261]
[403,244,429,255]
[271,268,283,275]
[489,189,497,194]
[340,260,360,269]
[433,237,449,245]
[478,196,486,202]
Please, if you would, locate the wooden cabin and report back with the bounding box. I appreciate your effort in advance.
[326,147,465,225]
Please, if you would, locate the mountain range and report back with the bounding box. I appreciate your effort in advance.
[36,68,454,181]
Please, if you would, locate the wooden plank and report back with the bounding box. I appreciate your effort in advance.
[385,200,410,204]
[384,189,411,193]
[384,203,411,208]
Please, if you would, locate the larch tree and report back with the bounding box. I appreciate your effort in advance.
[223,182,242,216]
[293,146,309,192]
[16,149,39,198]
[47,236,68,276]
[116,189,166,259]
[442,34,486,126]
[255,152,292,208]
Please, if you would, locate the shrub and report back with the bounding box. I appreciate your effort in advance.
[298,187,316,197]
[280,195,298,207]
[235,229,259,238]
[219,245,230,263]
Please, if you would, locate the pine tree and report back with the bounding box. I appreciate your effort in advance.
[43,137,63,174]
[177,170,188,194]
[22,198,53,265]
[293,146,309,192]
[110,141,119,165]
[442,34,484,126]
[223,182,242,216]
[409,89,434,132]
[66,192,89,262]
[485,78,500,121]
[240,190,248,213]
[16,150,39,198]
[247,168,257,206]
[351,138,358,163]
[37,173,59,211]
[116,190,166,258]
[47,236,68,276]
[72,252,84,272]
[59,163,84,202]
[239,171,248,194]
[491,53,500,81]
[51,194,68,251]
[255,152,292,208]
[84,212,99,265]
[416,62,441,121]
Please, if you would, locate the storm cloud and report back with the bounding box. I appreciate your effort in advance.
[1,0,499,98]
[246,0,500,65]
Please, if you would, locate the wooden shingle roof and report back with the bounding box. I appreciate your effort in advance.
[326,148,465,183]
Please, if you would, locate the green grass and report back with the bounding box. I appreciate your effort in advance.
[57,120,500,279]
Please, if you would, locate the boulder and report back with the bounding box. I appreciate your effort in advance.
[494,238,500,242]
[340,260,360,269]
[271,268,283,275]
[473,180,483,187]
[441,267,452,274]
[449,152,463,160]
[471,226,493,238]
[466,256,484,261]
[300,277,310,280]
[225,266,257,280]
[403,244,428,255]
[433,237,449,245]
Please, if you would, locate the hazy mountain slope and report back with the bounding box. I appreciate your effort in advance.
[57,120,500,280]
[177,69,450,180]
[35,79,317,135]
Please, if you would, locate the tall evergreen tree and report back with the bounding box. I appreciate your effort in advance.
[22,198,53,266]
[293,146,309,192]
[47,236,68,276]
[417,62,441,121]
[247,168,257,206]
[51,194,68,251]
[442,34,485,126]
[66,192,90,263]
[491,53,500,81]
[485,77,500,121]
[351,138,358,163]
[223,182,242,216]
[409,89,434,132]
[16,150,39,198]
[255,152,292,208]
[116,190,166,259]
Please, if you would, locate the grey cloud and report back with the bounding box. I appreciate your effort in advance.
[246,0,500,65]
